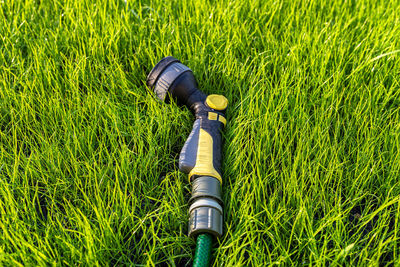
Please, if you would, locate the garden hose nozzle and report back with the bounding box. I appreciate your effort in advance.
[146,56,228,264]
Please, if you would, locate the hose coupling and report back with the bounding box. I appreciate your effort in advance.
[188,176,223,238]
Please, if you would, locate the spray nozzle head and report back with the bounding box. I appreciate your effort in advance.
[146,56,202,107]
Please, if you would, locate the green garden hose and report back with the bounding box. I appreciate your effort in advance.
[193,234,213,267]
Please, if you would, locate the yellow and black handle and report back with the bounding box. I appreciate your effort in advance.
[146,57,227,238]
[179,94,227,184]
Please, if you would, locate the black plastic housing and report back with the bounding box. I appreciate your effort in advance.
[146,57,206,108]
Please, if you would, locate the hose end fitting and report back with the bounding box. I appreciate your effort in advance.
[188,176,223,238]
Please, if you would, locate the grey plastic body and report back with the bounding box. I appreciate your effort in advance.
[190,176,222,203]
[188,176,223,238]
[179,120,200,174]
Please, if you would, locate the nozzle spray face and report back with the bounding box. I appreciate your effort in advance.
[146,57,201,107]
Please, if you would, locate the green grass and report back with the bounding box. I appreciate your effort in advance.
[1,0,400,265]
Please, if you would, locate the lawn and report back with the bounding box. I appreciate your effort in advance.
[1,0,400,265]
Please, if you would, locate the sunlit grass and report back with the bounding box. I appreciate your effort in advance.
[0,0,399,265]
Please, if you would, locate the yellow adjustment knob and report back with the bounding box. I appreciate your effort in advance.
[206,94,228,110]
